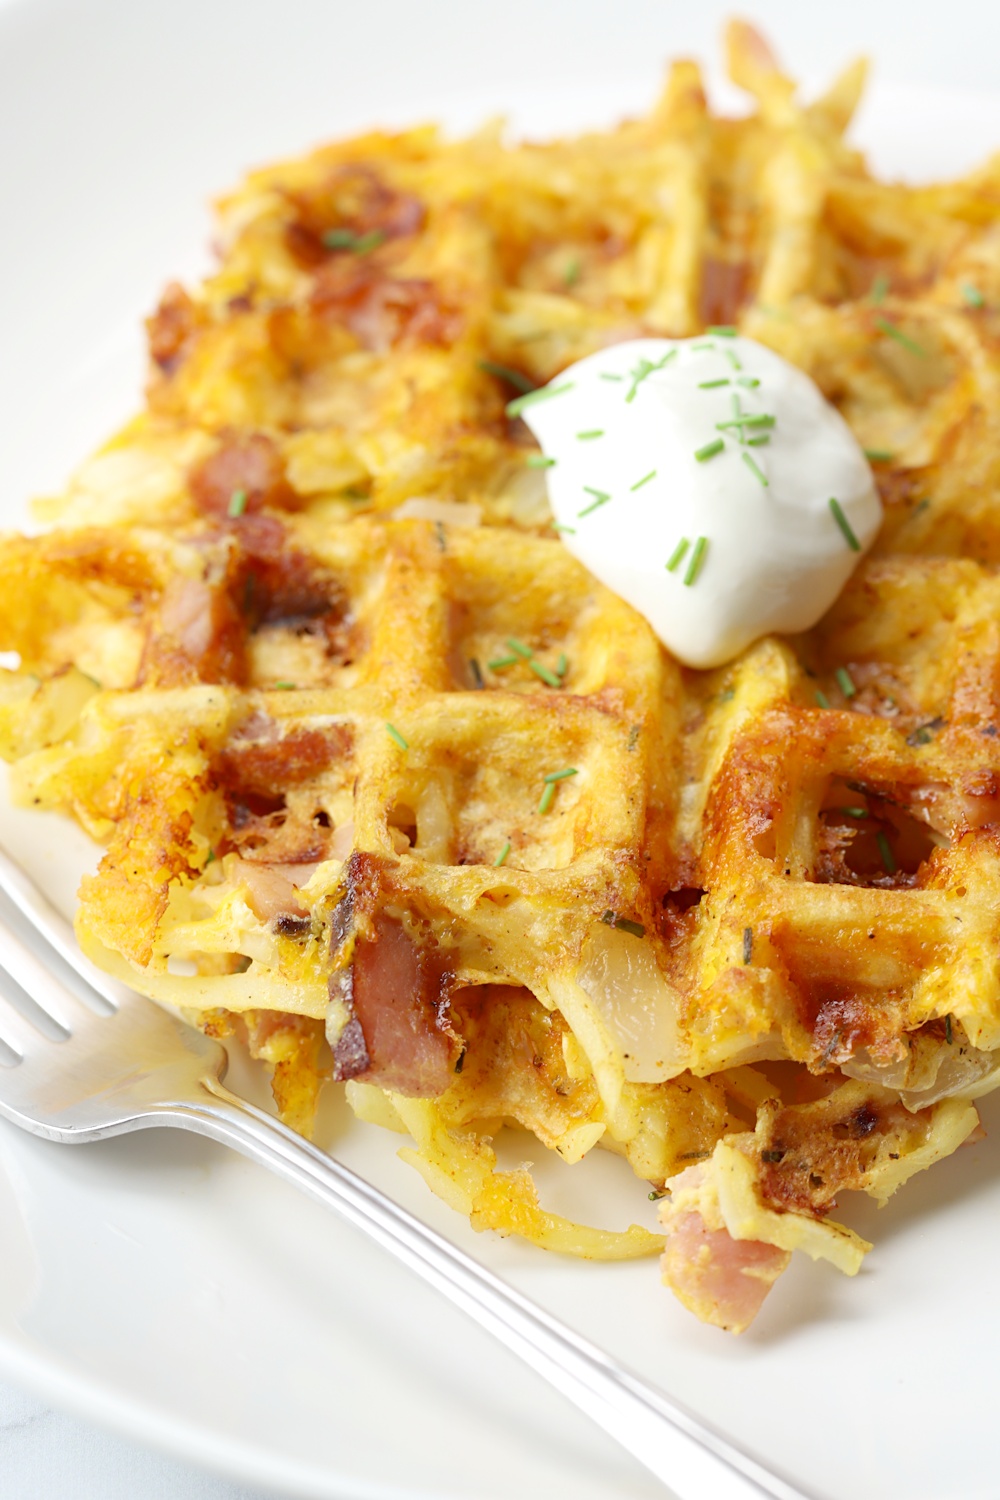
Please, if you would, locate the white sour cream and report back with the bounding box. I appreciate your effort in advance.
[520,336,882,669]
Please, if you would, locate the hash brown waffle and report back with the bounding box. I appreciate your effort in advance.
[3,20,1000,1330]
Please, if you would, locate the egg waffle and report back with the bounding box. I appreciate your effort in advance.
[3,20,1000,1330]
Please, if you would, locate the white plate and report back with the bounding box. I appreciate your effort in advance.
[3,3,1000,1496]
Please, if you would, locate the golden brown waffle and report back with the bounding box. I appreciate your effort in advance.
[4,20,1000,1329]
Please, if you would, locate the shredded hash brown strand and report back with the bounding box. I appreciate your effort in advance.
[5,20,1000,1330]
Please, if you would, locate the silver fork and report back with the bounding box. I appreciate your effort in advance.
[0,844,808,1500]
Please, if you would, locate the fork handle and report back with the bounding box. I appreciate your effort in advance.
[154,1076,805,1500]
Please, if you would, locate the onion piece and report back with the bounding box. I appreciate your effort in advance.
[576,921,685,1083]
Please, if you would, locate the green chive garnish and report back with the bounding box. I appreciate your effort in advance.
[692,342,715,352]
[841,806,867,818]
[599,372,624,382]
[864,448,893,463]
[829,496,861,551]
[815,690,831,708]
[494,840,511,867]
[962,283,985,308]
[385,722,409,750]
[469,658,485,690]
[272,680,296,689]
[323,227,386,253]
[835,667,856,698]
[742,452,768,486]
[737,377,760,388]
[708,325,737,337]
[528,659,561,687]
[227,488,248,518]
[694,438,724,462]
[478,360,535,394]
[537,782,556,815]
[699,378,730,389]
[945,1014,953,1044]
[747,435,770,447]
[723,349,742,371]
[666,538,690,572]
[563,257,581,288]
[743,927,753,964]
[544,767,578,783]
[875,317,924,356]
[552,523,576,534]
[684,536,708,586]
[506,638,533,659]
[556,653,568,677]
[716,414,775,430]
[625,349,676,402]
[869,273,890,304]
[578,489,611,516]
[526,453,556,468]
[601,910,645,938]
[506,382,574,419]
[488,654,518,670]
[204,849,216,866]
[876,830,897,874]
[630,470,657,491]
[576,429,604,440]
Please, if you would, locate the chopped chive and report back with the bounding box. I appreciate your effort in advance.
[737,376,760,388]
[829,496,861,552]
[962,283,985,308]
[323,227,386,252]
[630,470,657,491]
[526,453,556,468]
[708,325,737,337]
[742,451,768,486]
[556,652,568,678]
[227,488,248,518]
[272,680,297,689]
[469,658,485,690]
[528,659,562,687]
[698,378,730,389]
[747,435,770,447]
[478,359,535,394]
[874,317,924,356]
[494,840,511,867]
[716,414,775,430]
[544,767,578,783]
[599,372,624,382]
[835,666,856,698]
[945,1014,953,1044]
[576,429,604,440]
[625,349,676,402]
[506,382,574,419]
[869,273,890,304]
[506,638,534,659]
[743,926,753,964]
[552,523,577,534]
[578,489,611,516]
[876,830,897,875]
[684,536,709,587]
[487,654,518,670]
[694,438,724,462]
[666,537,690,572]
[864,448,893,463]
[601,909,645,938]
[692,342,715,352]
[537,781,556,815]
[563,256,581,288]
[385,722,409,750]
[648,1188,668,1201]
[815,690,831,709]
[906,716,944,746]
[204,849,216,866]
[841,806,868,818]
[723,348,742,371]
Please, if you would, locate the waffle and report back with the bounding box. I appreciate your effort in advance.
[4,20,1000,1330]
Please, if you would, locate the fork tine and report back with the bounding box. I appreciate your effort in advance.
[0,919,73,1034]
[0,844,122,1013]
[0,971,48,1059]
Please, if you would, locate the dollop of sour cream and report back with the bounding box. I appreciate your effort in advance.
[520,336,882,669]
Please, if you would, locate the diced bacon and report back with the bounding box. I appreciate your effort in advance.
[331,912,455,1095]
[660,1206,790,1334]
[146,282,202,373]
[189,433,298,517]
[237,861,309,922]
[217,723,350,800]
[310,260,462,352]
[145,574,247,685]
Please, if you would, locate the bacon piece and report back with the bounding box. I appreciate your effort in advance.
[331,912,455,1096]
[217,723,349,800]
[143,574,247,685]
[237,861,310,922]
[146,282,202,373]
[284,164,425,268]
[310,260,462,352]
[189,434,298,519]
[660,1208,790,1334]
[234,513,340,628]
